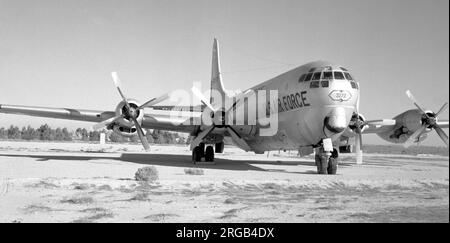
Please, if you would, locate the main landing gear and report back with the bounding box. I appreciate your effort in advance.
[314,147,339,175]
[192,142,223,163]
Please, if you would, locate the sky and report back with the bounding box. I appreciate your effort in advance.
[0,0,448,146]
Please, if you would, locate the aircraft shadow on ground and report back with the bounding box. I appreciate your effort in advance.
[0,152,352,173]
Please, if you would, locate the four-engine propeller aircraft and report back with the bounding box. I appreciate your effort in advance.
[1,39,448,174]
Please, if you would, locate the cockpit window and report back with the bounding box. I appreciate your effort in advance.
[298,74,306,82]
[310,81,320,88]
[321,81,329,87]
[334,71,345,80]
[312,72,321,81]
[350,81,358,89]
[344,72,353,81]
[304,73,313,81]
[323,71,333,79]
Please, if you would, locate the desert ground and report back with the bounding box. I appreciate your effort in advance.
[0,141,448,223]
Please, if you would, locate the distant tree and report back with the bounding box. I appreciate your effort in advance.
[21,126,38,140]
[62,128,72,141]
[145,129,154,144]
[146,134,154,144]
[55,127,64,141]
[38,124,53,140]
[129,134,140,143]
[89,131,100,141]
[75,128,89,141]
[0,127,7,139]
[151,130,162,144]
[178,137,186,144]
[109,131,125,143]
[7,125,21,139]
[186,136,192,145]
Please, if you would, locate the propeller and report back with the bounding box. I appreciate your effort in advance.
[354,90,363,165]
[404,90,448,148]
[93,72,170,151]
[190,87,251,151]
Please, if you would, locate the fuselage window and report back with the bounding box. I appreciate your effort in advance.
[310,81,320,88]
[304,73,313,81]
[334,71,345,80]
[298,74,306,83]
[321,81,329,88]
[344,72,353,81]
[312,72,321,81]
[323,71,333,80]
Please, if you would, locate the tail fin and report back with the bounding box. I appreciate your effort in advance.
[210,38,227,106]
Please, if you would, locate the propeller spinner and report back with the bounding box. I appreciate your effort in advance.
[404,90,448,148]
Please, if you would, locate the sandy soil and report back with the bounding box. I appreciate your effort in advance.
[0,141,448,223]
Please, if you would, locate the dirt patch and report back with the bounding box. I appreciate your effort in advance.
[60,195,94,205]
[184,168,204,175]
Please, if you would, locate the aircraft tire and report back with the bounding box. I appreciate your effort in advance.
[315,154,328,174]
[199,143,206,158]
[327,149,339,175]
[327,157,338,175]
[192,146,203,163]
[215,142,224,153]
[205,146,214,162]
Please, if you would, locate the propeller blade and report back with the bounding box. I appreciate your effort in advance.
[435,102,448,117]
[191,87,215,111]
[139,93,170,109]
[93,115,121,131]
[226,126,251,151]
[433,124,449,147]
[364,119,396,126]
[406,90,428,117]
[111,72,131,108]
[130,116,150,151]
[355,132,363,164]
[190,126,215,150]
[403,124,427,148]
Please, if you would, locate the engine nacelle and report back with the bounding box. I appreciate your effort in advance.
[341,113,367,137]
[108,99,144,137]
[377,109,431,144]
[112,125,138,137]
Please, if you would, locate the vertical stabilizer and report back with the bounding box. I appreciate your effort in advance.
[210,38,227,106]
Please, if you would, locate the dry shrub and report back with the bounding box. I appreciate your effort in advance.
[135,166,159,182]
[184,168,204,175]
[61,196,94,204]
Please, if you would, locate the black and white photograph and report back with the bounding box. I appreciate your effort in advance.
[0,0,448,228]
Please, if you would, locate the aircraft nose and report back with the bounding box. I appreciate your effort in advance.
[324,107,347,134]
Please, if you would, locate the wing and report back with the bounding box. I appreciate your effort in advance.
[0,104,200,134]
[437,120,449,129]
[362,120,397,134]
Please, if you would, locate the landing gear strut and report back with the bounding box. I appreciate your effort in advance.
[314,147,339,175]
[192,143,215,163]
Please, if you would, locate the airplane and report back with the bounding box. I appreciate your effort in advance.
[0,39,448,175]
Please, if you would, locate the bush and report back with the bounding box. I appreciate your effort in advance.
[184,168,204,175]
[135,166,159,182]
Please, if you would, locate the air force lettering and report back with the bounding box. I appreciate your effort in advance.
[278,91,310,112]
